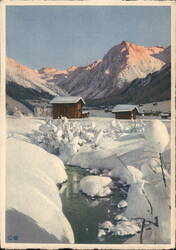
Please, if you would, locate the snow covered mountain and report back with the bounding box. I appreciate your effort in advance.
[89,63,171,106]
[6,57,68,113]
[39,41,171,100]
[7,57,56,95]
[6,41,171,113]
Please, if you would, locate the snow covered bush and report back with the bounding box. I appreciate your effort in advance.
[107,119,145,139]
[31,117,108,163]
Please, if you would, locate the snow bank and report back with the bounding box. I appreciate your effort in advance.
[124,120,171,243]
[80,176,112,197]
[6,138,74,243]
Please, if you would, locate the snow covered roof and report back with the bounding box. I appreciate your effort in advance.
[50,96,85,104]
[112,104,140,113]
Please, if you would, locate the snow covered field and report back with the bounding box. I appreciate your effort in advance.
[6,113,171,245]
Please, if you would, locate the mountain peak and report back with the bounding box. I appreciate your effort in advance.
[67,65,78,72]
[121,40,131,47]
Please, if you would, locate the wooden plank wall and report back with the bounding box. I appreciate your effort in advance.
[115,109,138,119]
[52,101,83,119]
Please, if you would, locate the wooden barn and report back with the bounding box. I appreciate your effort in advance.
[50,96,86,119]
[112,104,140,119]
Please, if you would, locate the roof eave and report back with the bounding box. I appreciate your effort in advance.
[50,97,85,105]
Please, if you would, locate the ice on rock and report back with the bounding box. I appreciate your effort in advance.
[80,176,112,197]
[99,219,140,237]
[97,229,106,238]
[99,221,113,232]
[117,200,128,209]
[89,168,100,175]
[111,221,140,236]
[114,215,128,222]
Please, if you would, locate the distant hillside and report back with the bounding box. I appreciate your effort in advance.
[6,57,67,114]
[87,64,171,106]
[6,95,33,115]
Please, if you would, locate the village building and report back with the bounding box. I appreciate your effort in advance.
[112,104,140,119]
[50,96,87,119]
[160,112,170,119]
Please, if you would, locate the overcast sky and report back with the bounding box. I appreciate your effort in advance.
[6,6,171,70]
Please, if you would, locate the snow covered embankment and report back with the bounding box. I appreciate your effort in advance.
[6,138,74,243]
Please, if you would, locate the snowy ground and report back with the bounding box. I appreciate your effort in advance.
[6,113,171,244]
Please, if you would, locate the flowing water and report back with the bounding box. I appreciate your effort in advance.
[60,165,130,244]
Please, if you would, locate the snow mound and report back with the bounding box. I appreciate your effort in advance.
[114,215,128,222]
[98,219,140,237]
[6,138,74,243]
[117,200,128,209]
[97,229,106,238]
[80,176,112,197]
[111,221,140,236]
[99,221,113,232]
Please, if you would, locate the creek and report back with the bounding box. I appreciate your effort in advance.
[60,165,130,244]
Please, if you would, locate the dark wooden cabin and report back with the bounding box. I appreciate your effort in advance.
[50,96,86,119]
[112,105,140,120]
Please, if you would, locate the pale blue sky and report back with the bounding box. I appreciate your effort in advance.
[6,6,171,70]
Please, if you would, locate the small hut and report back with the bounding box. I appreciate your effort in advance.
[112,104,140,119]
[160,112,169,119]
[50,96,85,119]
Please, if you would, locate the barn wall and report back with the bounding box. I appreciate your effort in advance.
[52,101,83,119]
[115,109,138,119]
[115,111,132,119]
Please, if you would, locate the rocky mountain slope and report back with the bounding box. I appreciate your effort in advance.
[6,57,67,113]
[88,63,171,106]
[39,41,171,100]
[6,41,171,114]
